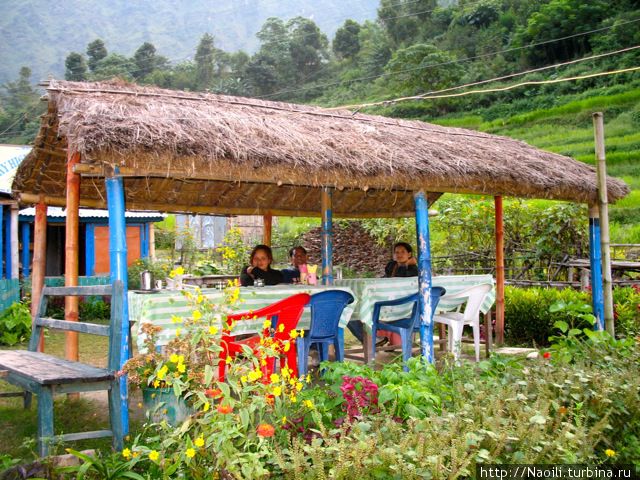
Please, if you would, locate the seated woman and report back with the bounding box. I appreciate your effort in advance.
[282,246,308,284]
[384,242,418,278]
[240,245,284,287]
[347,242,419,345]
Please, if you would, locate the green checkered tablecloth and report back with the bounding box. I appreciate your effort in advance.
[334,275,495,328]
[129,284,355,349]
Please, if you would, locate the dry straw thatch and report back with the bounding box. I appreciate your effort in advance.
[13,79,628,217]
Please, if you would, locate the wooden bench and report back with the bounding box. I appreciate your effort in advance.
[0,282,124,456]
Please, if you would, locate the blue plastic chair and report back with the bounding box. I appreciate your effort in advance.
[296,290,355,376]
[371,287,446,370]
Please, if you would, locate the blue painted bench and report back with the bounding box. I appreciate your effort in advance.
[0,282,124,456]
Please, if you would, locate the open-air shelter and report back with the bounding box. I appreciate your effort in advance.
[12,79,629,433]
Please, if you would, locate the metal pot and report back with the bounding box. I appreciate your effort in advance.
[140,270,153,290]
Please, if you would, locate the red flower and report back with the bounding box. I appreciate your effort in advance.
[542,351,551,359]
[217,404,233,414]
[205,388,222,399]
[257,423,275,437]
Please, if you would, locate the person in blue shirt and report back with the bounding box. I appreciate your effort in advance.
[282,246,308,284]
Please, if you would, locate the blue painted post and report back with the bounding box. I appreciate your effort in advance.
[85,223,95,276]
[142,224,150,259]
[106,173,130,435]
[4,208,11,279]
[321,188,333,286]
[0,206,4,278]
[414,191,435,362]
[21,222,30,278]
[588,205,605,330]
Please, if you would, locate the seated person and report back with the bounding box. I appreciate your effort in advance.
[384,242,418,278]
[282,246,308,284]
[347,241,419,345]
[240,245,284,286]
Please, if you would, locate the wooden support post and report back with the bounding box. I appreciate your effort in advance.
[10,206,18,279]
[321,188,333,286]
[31,202,47,352]
[593,112,615,336]
[149,223,156,260]
[588,205,604,329]
[494,196,505,346]
[263,214,272,246]
[65,151,81,366]
[414,191,435,362]
[21,222,30,278]
[106,172,130,435]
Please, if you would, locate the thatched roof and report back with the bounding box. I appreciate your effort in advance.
[12,79,628,217]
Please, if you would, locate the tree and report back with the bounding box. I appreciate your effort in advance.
[65,52,87,81]
[333,20,361,60]
[0,67,43,144]
[86,39,108,72]
[287,17,329,83]
[133,42,158,79]
[91,53,135,80]
[195,33,215,90]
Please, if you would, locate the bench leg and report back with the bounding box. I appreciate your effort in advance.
[108,380,124,452]
[37,387,54,457]
[24,391,32,410]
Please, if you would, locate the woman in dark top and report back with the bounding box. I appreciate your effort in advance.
[240,244,284,286]
[384,242,419,277]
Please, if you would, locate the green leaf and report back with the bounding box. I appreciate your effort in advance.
[568,328,582,337]
[204,365,214,386]
[553,320,569,333]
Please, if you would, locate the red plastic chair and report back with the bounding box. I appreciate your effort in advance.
[218,293,311,380]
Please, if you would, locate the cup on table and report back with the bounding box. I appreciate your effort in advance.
[155,279,163,290]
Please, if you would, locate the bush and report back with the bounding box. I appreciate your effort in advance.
[612,285,640,337]
[0,302,31,345]
[127,258,172,290]
[504,286,590,345]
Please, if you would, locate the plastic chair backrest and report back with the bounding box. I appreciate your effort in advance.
[410,286,447,329]
[444,284,491,322]
[308,290,355,340]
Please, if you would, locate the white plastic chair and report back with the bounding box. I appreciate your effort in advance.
[433,283,492,362]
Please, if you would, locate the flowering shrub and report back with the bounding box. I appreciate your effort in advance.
[339,375,379,420]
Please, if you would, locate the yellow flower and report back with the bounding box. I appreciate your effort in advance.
[272,386,282,396]
[177,363,186,373]
[192,310,202,321]
[299,329,305,338]
[149,450,159,462]
[208,326,218,335]
[225,356,232,365]
[185,448,196,458]
[281,366,291,378]
[153,380,160,388]
[605,449,616,457]
[203,401,210,412]
[195,436,205,447]
[178,355,185,363]
[170,354,179,363]
[169,266,185,278]
[270,373,280,383]
[290,394,297,403]
[303,399,314,409]
[283,341,291,352]
[122,448,131,458]
[175,328,182,337]
[295,382,303,392]
[278,324,285,333]
[240,375,248,383]
[262,320,271,329]
[197,294,204,304]
[289,330,298,339]
[306,374,311,383]
[171,315,183,324]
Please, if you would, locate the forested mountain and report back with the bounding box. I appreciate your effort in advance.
[0,0,379,84]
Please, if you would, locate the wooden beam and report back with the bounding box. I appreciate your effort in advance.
[65,151,81,368]
[263,214,272,246]
[494,196,505,346]
[31,202,47,352]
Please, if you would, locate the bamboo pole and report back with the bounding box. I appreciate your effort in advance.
[414,191,435,363]
[31,202,47,352]
[65,151,81,367]
[588,204,605,329]
[494,196,504,346]
[263,214,272,246]
[10,206,19,279]
[592,113,615,335]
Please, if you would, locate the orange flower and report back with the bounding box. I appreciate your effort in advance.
[257,423,275,437]
[558,406,567,415]
[217,404,233,414]
[205,388,222,399]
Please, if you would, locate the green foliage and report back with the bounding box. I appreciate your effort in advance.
[504,286,591,346]
[612,286,640,337]
[64,52,87,81]
[0,66,43,144]
[86,39,108,72]
[216,227,251,275]
[79,299,111,321]
[333,20,361,59]
[58,448,145,480]
[0,301,31,346]
[127,258,172,290]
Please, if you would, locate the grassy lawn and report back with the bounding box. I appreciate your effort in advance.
[0,330,143,458]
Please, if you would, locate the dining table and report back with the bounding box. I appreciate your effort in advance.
[128,283,356,350]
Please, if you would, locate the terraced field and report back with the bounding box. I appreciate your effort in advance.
[434,88,640,243]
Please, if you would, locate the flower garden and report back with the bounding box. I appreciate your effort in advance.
[37,280,635,480]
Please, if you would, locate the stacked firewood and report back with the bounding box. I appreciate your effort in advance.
[301,222,391,277]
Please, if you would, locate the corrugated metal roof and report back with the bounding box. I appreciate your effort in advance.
[19,206,165,220]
